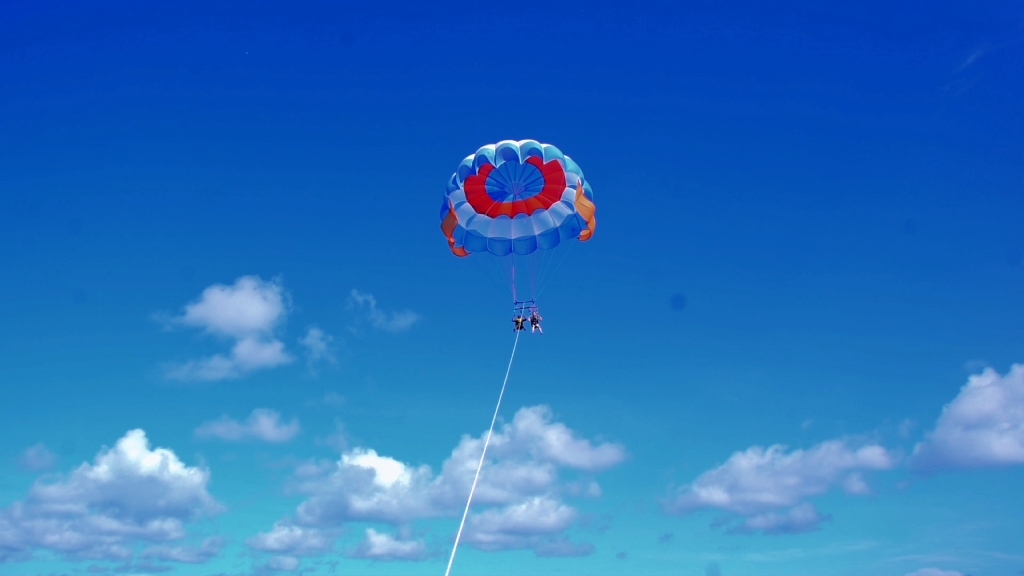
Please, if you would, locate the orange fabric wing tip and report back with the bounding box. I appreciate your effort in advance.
[440,202,470,257]
[573,181,596,241]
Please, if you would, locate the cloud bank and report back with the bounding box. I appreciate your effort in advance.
[0,430,223,564]
[664,438,895,534]
[248,405,625,560]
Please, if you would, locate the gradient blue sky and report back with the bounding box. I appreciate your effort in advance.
[2,1,1024,575]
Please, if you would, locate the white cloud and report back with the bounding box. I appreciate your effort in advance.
[730,502,829,535]
[461,497,589,555]
[290,405,625,527]
[341,449,411,488]
[168,338,292,381]
[266,555,300,571]
[246,522,335,556]
[664,438,895,534]
[491,404,626,471]
[164,276,293,381]
[841,472,871,495]
[195,409,300,443]
[906,569,964,576]
[350,528,427,561]
[348,290,419,332]
[468,497,577,541]
[231,337,290,369]
[0,430,223,564]
[18,444,57,472]
[910,364,1024,471]
[177,276,287,338]
[251,405,623,559]
[300,327,336,370]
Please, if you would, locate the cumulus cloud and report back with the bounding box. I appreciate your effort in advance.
[164,276,293,381]
[166,338,291,381]
[468,497,578,541]
[246,522,335,556]
[251,405,622,559]
[348,290,419,332]
[291,406,625,526]
[195,409,300,443]
[350,528,427,561]
[462,497,591,555]
[910,365,1024,471]
[664,438,895,534]
[176,276,287,338]
[18,444,57,472]
[0,430,223,564]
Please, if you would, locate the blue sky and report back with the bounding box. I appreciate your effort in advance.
[1,1,1023,575]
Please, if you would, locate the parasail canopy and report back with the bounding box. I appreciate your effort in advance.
[440,140,595,257]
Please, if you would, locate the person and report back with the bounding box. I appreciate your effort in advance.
[529,310,543,334]
[512,315,526,331]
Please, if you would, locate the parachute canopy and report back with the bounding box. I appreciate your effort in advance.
[440,140,595,257]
